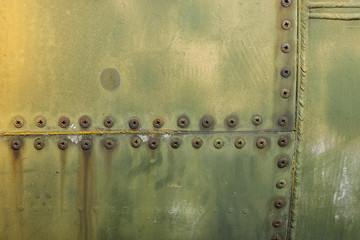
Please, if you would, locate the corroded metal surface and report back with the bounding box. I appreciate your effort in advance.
[0,1,297,239]
[291,1,360,239]
[0,133,295,240]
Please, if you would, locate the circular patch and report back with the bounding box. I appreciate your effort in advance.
[100,68,120,91]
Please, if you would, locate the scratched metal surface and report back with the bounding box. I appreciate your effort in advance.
[290,1,360,239]
[0,1,297,240]
[0,133,295,240]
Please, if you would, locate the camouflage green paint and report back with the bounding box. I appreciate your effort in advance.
[0,1,297,240]
[291,1,360,239]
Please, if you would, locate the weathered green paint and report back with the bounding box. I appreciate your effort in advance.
[0,1,300,240]
[0,0,297,132]
[0,133,295,239]
[291,1,360,239]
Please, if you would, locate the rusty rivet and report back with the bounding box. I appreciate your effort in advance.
[272,218,283,228]
[131,136,142,148]
[201,116,214,129]
[11,139,22,150]
[129,118,140,129]
[274,198,285,209]
[281,43,291,53]
[281,67,291,78]
[148,138,159,150]
[79,116,91,128]
[104,117,114,128]
[280,88,290,99]
[274,198,286,209]
[278,116,289,127]
[58,117,70,128]
[276,179,287,189]
[256,137,267,149]
[35,117,46,128]
[170,138,181,149]
[81,139,92,150]
[214,138,224,149]
[278,157,289,168]
[192,137,203,149]
[177,116,189,128]
[58,139,68,150]
[226,116,238,128]
[282,20,291,30]
[34,138,45,150]
[153,118,164,128]
[271,233,282,240]
[281,0,291,7]
[252,115,263,126]
[104,139,115,150]
[234,137,246,149]
[13,118,24,128]
[278,136,289,147]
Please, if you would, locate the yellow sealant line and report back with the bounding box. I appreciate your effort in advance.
[0,130,182,136]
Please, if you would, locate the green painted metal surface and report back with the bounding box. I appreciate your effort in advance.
[290,1,360,239]
[0,1,301,240]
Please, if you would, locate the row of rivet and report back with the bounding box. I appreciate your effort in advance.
[10,136,290,151]
[12,115,290,129]
[270,1,293,240]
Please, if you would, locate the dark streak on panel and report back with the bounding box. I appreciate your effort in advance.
[60,151,66,211]
[78,149,95,240]
[11,149,24,239]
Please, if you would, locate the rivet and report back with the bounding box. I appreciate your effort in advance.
[226,116,238,128]
[131,136,142,148]
[274,198,286,209]
[81,139,92,150]
[123,206,130,213]
[280,88,291,98]
[177,116,189,128]
[153,118,164,128]
[192,137,203,149]
[58,139,68,150]
[35,117,46,128]
[170,138,181,149]
[234,137,246,149]
[276,179,287,189]
[252,115,263,126]
[129,118,140,129]
[148,138,159,150]
[281,43,291,53]
[13,118,24,128]
[11,139,22,150]
[278,136,289,147]
[281,67,291,78]
[278,116,289,127]
[281,0,291,8]
[104,139,115,150]
[256,137,267,149]
[201,116,214,129]
[58,117,70,128]
[214,138,224,149]
[272,218,283,228]
[104,117,114,128]
[281,20,291,30]
[277,157,289,168]
[79,116,91,128]
[271,233,282,240]
[34,138,45,150]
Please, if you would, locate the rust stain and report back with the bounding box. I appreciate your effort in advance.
[59,151,66,211]
[78,150,95,240]
[10,149,24,240]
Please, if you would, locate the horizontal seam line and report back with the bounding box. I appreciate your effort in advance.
[0,130,295,136]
